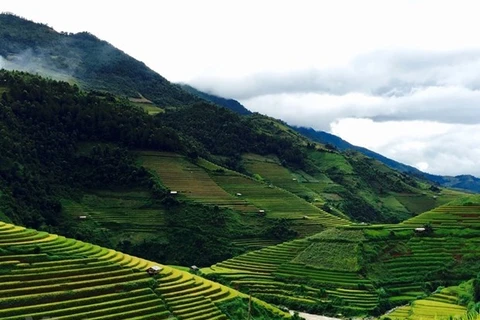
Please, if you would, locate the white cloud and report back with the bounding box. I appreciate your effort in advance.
[240,85,480,129]
[330,119,480,176]
[191,50,480,100]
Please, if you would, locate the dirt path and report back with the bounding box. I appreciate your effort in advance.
[290,311,342,320]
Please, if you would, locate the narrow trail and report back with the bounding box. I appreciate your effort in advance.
[291,311,342,320]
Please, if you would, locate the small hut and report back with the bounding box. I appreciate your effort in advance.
[190,265,199,273]
[78,215,87,220]
[414,227,426,233]
[170,191,178,195]
[146,265,162,276]
[236,193,242,196]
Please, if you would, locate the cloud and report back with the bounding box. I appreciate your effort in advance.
[330,118,480,176]
[188,49,480,176]
[239,85,480,130]
[190,49,480,100]
[0,47,78,83]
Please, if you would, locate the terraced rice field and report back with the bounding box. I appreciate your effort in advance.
[62,191,166,233]
[0,221,288,319]
[204,238,378,315]
[243,154,321,199]
[232,238,282,250]
[385,289,468,320]
[203,163,347,235]
[373,235,480,302]
[139,151,347,235]
[140,151,258,212]
[402,204,480,228]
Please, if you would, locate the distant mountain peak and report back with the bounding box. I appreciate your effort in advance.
[179,83,252,115]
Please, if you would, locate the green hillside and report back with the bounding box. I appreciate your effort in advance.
[0,68,467,268]
[382,280,480,320]
[1,14,479,320]
[204,197,480,318]
[0,220,290,319]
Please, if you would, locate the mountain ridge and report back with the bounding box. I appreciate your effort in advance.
[174,81,480,193]
[0,13,200,107]
[295,127,480,192]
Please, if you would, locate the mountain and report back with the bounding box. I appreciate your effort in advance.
[1,13,479,319]
[294,127,424,173]
[295,127,480,193]
[0,13,200,107]
[179,83,252,115]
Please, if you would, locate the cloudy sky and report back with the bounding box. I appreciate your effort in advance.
[3,0,480,176]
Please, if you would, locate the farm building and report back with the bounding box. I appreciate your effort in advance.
[146,265,162,275]
[190,265,199,273]
[415,227,426,233]
[78,215,87,219]
[170,191,178,195]
[236,193,242,196]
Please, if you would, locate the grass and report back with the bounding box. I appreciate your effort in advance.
[307,150,355,174]
[292,242,361,272]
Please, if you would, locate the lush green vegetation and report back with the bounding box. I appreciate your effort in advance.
[292,242,360,272]
[205,200,480,318]
[2,15,479,320]
[383,279,480,319]
[0,220,292,319]
[295,126,480,193]
[0,69,341,266]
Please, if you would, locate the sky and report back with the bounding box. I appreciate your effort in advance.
[3,0,480,176]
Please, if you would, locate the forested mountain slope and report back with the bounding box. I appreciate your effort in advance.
[0,13,199,107]
[0,70,465,269]
[295,127,480,193]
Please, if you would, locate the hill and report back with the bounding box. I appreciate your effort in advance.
[0,220,290,319]
[295,127,480,193]
[0,13,200,107]
[171,85,480,194]
[204,195,480,318]
[0,69,467,270]
[0,13,468,224]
